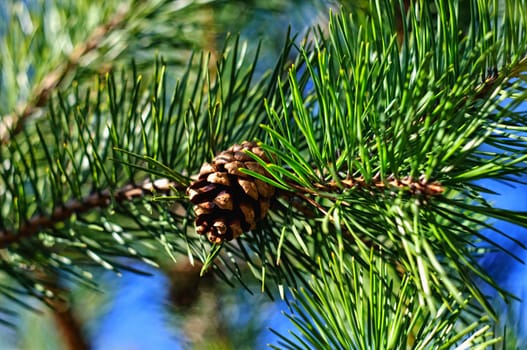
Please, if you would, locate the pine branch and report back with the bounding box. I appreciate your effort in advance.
[0,0,222,145]
[1,0,527,346]
[0,4,130,145]
[44,278,90,350]
[51,307,90,350]
[272,253,501,349]
[296,174,445,197]
[0,28,302,316]
[0,178,183,249]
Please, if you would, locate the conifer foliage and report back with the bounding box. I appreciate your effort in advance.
[1,0,527,348]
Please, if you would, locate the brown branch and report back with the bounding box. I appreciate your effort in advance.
[279,174,444,250]
[50,300,90,350]
[0,178,184,249]
[319,175,444,196]
[34,270,91,350]
[0,171,443,249]
[288,174,444,199]
[0,4,130,145]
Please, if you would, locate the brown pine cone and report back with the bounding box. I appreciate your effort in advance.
[187,141,276,243]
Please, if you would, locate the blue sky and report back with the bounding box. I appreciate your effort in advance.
[89,264,293,349]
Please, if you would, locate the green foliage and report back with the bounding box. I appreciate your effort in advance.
[273,253,499,349]
[0,0,220,117]
[0,0,121,114]
[0,33,287,306]
[1,0,527,348]
[254,0,527,318]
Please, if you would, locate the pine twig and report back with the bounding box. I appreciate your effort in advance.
[35,271,90,350]
[50,299,90,350]
[0,170,444,249]
[288,174,444,199]
[0,4,130,145]
[278,174,443,250]
[0,178,184,248]
[315,175,444,196]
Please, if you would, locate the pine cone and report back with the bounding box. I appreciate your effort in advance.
[187,141,276,243]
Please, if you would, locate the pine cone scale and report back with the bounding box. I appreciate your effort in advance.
[187,181,226,204]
